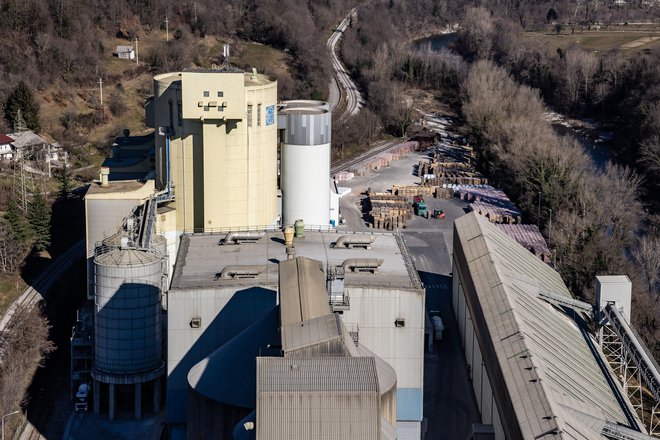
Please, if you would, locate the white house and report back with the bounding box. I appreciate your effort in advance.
[0,134,14,160]
[115,45,135,60]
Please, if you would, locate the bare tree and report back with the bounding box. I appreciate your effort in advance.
[0,305,55,437]
[632,235,660,301]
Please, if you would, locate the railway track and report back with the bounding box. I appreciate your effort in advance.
[327,8,363,123]
[331,139,403,174]
[0,240,85,331]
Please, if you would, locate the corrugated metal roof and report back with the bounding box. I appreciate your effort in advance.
[279,257,331,327]
[454,212,632,440]
[94,248,160,266]
[257,356,379,392]
[282,314,344,355]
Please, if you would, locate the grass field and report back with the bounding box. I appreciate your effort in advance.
[524,28,660,53]
[0,273,27,317]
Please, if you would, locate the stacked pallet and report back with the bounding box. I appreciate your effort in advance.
[366,192,413,230]
[392,185,435,199]
[434,187,453,199]
[470,201,522,224]
[455,185,509,204]
[334,171,355,182]
[350,141,419,176]
[423,169,488,186]
[497,224,551,263]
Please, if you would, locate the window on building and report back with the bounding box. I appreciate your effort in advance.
[168,100,174,129]
[203,106,209,112]
[177,101,183,126]
[217,91,224,97]
[247,105,253,127]
[203,91,209,97]
[218,106,223,112]
[257,104,262,126]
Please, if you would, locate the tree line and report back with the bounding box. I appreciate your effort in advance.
[333,1,658,357]
[461,57,659,359]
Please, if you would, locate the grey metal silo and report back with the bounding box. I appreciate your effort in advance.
[92,248,164,419]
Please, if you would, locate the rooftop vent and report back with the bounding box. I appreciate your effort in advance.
[220,231,265,245]
[340,258,383,273]
[333,235,375,249]
[217,265,267,279]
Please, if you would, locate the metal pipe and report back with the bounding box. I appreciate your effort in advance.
[606,304,660,399]
[334,235,375,248]
[218,265,267,279]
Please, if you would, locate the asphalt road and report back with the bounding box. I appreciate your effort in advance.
[338,147,481,439]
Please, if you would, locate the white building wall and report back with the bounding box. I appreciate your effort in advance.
[166,285,277,423]
[453,264,506,440]
[281,142,331,226]
[341,286,424,390]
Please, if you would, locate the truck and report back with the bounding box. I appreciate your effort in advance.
[74,383,89,412]
[431,316,444,341]
[413,195,428,218]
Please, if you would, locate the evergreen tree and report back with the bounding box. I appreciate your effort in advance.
[56,166,73,201]
[4,199,30,242]
[27,193,51,252]
[5,81,40,132]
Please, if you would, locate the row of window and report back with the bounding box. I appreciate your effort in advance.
[246,104,262,127]
[203,90,224,98]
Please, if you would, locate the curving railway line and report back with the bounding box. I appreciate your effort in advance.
[327,8,364,122]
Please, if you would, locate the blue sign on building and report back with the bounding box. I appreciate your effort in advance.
[265,105,275,126]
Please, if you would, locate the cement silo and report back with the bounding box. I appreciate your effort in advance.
[280,101,331,227]
[92,248,164,420]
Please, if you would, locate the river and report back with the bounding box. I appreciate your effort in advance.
[413,33,458,51]
[416,33,613,170]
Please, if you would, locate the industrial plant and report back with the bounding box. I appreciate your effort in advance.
[75,64,423,438]
[73,63,660,440]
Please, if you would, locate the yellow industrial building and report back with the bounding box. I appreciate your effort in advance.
[150,68,279,233]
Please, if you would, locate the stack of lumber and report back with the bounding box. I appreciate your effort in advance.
[350,141,419,176]
[423,169,488,186]
[470,201,522,224]
[334,171,354,182]
[392,185,435,199]
[497,224,551,263]
[366,192,412,230]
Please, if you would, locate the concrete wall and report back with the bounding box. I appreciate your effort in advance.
[340,286,425,431]
[453,256,505,440]
[166,285,277,423]
[153,71,278,232]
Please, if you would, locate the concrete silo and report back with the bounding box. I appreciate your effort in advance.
[92,248,164,420]
[279,101,331,227]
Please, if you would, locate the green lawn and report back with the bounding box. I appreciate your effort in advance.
[0,273,27,317]
[524,29,660,53]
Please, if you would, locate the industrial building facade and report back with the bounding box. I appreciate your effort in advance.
[452,212,644,439]
[150,69,279,233]
[166,230,425,439]
[80,66,425,438]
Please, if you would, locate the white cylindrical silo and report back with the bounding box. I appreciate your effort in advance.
[280,101,331,227]
[93,248,163,381]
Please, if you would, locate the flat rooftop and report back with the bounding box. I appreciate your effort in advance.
[171,230,421,291]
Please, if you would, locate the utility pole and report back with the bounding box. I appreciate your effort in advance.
[135,37,139,64]
[165,17,169,42]
[99,77,104,112]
